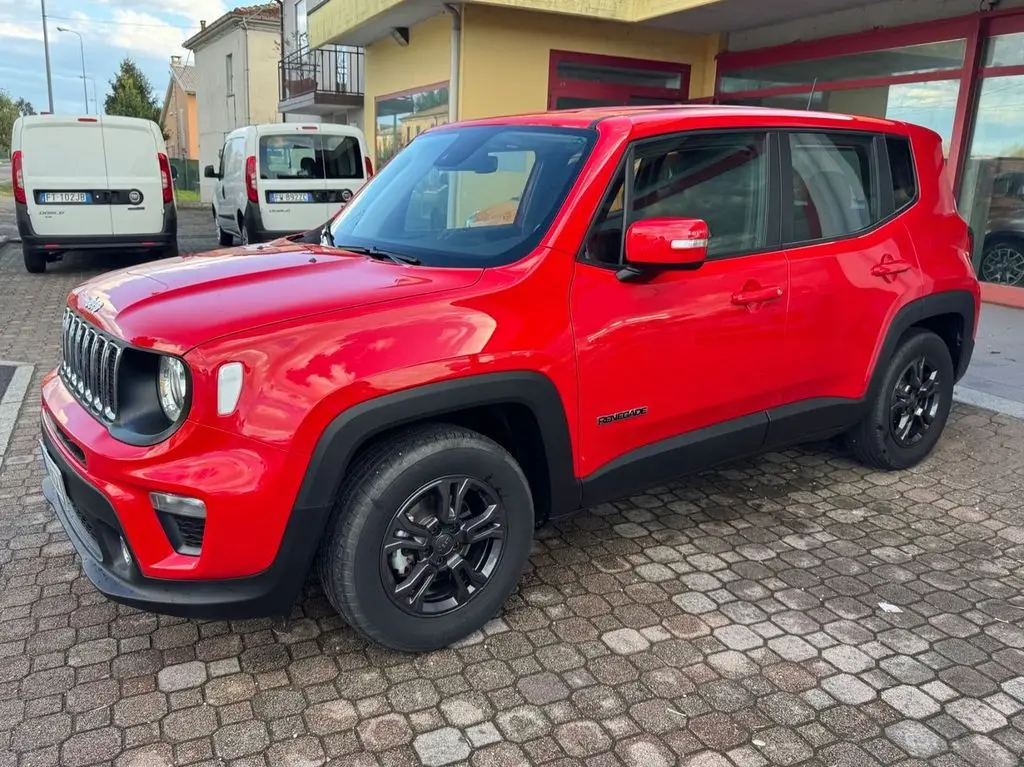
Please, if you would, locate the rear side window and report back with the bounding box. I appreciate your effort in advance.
[787,132,878,245]
[258,134,364,180]
[887,136,917,211]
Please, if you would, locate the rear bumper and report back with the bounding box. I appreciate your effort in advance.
[17,202,178,253]
[243,201,302,243]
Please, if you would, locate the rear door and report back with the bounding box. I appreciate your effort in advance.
[321,129,368,206]
[257,127,331,234]
[22,116,113,237]
[102,118,164,236]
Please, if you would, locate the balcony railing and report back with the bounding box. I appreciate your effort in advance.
[279,44,365,103]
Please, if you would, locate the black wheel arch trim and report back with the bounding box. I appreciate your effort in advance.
[869,289,976,388]
[293,371,581,519]
[982,230,1024,248]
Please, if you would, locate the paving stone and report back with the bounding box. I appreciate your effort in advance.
[156,661,207,692]
[882,685,942,718]
[946,698,1009,733]
[413,727,471,766]
[886,721,946,758]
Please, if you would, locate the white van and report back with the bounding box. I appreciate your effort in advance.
[11,114,178,273]
[205,123,372,246]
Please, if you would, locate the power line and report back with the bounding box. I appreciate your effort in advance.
[45,14,199,31]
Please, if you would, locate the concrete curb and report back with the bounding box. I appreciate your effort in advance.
[176,201,208,210]
[954,385,1024,420]
[0,361,34,474]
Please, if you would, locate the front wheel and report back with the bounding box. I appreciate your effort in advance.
[845,329,954,470]
[317,424,534,652]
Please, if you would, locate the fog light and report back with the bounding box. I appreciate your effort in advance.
[150,492,207,519]
[119,537,133,567]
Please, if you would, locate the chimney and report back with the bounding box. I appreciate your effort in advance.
[200,20,206,29]
[171,55,182,65]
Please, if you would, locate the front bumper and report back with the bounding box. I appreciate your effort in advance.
[39,375,331,620]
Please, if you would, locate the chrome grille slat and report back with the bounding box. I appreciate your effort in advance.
[59,308,123,424]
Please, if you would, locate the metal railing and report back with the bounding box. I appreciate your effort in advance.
[279,45,365,102]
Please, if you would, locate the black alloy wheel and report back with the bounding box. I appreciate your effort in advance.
[381,476,507,616]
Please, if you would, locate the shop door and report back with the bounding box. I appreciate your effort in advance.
[548,50,690,110]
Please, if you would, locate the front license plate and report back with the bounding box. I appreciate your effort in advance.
[269,192,313,204]
[41,444,72,511]
[40,192,91,204]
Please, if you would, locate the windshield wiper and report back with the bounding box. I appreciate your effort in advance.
[334,244,420,266]
[320,224,336,248]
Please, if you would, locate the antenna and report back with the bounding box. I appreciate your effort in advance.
[806,78,818,110]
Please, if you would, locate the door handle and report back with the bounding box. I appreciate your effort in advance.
[732,285,784,306]
[871,256,911,277]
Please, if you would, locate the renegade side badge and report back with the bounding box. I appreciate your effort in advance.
[597,407,648,426]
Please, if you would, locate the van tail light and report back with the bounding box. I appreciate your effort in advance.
[245,155,258,203]
[11,151,26,204]
[158,153,173,204]
[364,156,374,179]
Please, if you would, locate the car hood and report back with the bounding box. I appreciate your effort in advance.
[68,242,483,355]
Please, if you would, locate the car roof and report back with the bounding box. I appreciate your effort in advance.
[440,104,916,136]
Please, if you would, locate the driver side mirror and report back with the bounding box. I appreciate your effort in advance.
[204,165,221,179]
[624,218,709,272]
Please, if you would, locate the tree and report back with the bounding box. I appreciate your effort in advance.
[0,90,35,156]
[105,57,162,127]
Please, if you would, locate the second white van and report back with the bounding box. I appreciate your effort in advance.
[205,123,372,245]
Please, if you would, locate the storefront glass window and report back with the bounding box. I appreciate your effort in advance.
[719,39,966,92]
[556,60,682,90]
[984,31,1024,68]
[375,84,449,169]
[725,80,959,153]
[958,72,1024,288]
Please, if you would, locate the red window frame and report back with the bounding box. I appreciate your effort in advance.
[547,50,691,110]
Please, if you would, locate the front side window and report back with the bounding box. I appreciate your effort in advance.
[258,134,364,180]
[584,132,769,264]
[788,132,877,244]
[328,126,595,267]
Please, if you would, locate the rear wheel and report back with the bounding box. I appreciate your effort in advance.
[845,329,954,470]
[317,423,534,652]
[23,246,46,274]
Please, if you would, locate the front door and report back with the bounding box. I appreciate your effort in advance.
[548,50,690,111]
[571,130,790,498]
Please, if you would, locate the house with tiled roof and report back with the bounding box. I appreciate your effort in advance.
[160,56,198,160]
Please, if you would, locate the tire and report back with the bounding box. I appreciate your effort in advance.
[217,225,233,247]
[979,236,1024,287]
[317,423,534,652]
[845,329,954,471]
[161,243,180,260]
[23,246,46,274]
[239,218,253,246]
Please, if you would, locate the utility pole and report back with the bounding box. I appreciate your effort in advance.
[40,0,54,113]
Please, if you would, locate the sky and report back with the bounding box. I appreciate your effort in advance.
[0,0,229,115]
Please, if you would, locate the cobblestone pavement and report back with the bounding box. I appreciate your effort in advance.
[1,239,1024,767]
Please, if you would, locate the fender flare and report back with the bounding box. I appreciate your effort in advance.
[293,371,581,516]
[868,289,976,396]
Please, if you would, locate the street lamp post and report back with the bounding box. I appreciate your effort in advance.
[40,0,54,113]
[57,26,89,114]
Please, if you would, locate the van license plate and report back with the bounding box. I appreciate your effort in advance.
[269,192,313,203]
[40,192,91,204]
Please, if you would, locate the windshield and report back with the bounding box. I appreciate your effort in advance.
[327,125,596,267]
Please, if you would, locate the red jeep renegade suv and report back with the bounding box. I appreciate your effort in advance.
[40,107,980,652]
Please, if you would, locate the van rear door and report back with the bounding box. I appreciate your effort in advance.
[22,116,113,237]
[102,117,165,236]
[321,128,368,207]
[257,127,331,234]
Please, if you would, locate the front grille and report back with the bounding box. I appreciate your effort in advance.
[60,308,124,423]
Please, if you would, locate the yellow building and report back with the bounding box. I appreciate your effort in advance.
[308,0,724,166]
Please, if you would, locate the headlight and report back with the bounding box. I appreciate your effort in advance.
[157,356,188,422]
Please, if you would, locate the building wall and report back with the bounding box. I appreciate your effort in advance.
[460,4,719,120]
[727,0,1024,50]
[363,12,452,138]
[194,26,281,202]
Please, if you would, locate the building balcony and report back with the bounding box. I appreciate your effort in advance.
[278,44,365,115]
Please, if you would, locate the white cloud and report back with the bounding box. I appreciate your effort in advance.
[59,8,201,62]
[0,19,42,41]
[102,0,228,24]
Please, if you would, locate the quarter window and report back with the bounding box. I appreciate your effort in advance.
[787,132,878,244]
[886,136,917,211]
